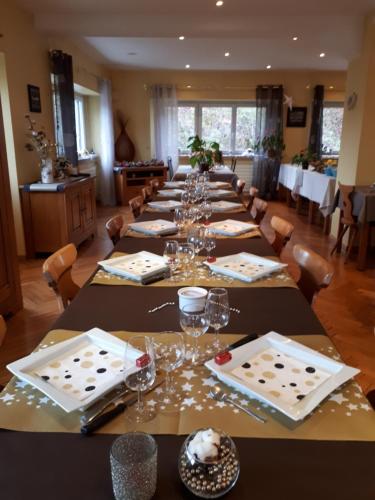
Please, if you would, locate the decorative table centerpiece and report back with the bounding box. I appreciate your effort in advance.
[188,135,222,173]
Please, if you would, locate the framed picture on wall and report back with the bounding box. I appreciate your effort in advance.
[286,107,307,127]
[27,85,42,113]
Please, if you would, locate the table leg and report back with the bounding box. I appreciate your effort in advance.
[296,195,302,214]
[308,201,315,224]
[357,222,370,271]
[323,215,331,235]
[336,212,344,254]
[286,189,293,207]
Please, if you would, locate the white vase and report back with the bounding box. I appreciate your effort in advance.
[40,158,54,184]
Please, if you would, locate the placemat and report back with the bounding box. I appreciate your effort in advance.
[90,253,297,289]
[0,331,374,441]
[125,228,261,240]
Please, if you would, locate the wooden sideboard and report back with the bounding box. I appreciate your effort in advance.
[20,176,97,258]
[0,98,22,315]
[114,165,168,205]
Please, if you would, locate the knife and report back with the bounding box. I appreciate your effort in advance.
[80,377,164,435]
[228,333,258,351]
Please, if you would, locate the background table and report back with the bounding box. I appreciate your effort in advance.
[173,165,238,187]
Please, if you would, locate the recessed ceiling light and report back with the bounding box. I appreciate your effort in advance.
[329,85,334,89]
[186,85,192,89]
[179,36,185,41]
[224,52,230,57]
[216,1,224,6]
[306,84,311,89]
[292,36,298,41]
[266,65,272,69]
[185,64,190,69]
[319,52,326,58]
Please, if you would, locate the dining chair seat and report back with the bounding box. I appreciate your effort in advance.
[105,215,124,246]
[150,179,160,195]
[293,244,334,304]
[141,185,153,203]
[251,198,268,224]
[270,216,294,256]
[129,195,143,219]
[330,184,358,263]
[246,186,259,211]
[42,243,80,310]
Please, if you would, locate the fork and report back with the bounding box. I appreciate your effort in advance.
[209,386,266,423]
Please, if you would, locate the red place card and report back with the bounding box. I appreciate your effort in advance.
[215,351,232,365]
[136,354,151,368]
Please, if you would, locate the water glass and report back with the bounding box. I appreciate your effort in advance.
[124,336,156,424]
[174,208,185,235]
[201,200,212,224]
[205,288,230,354]
[110,432,157,500]
[180,304,209,366]
[163,240,179,280]
[187,226,206,272]
[205,232,216,263]
[177,243,195,278]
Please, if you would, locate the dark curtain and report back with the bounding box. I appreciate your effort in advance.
[50,50,78,166]
[308,85,325,159]
[253,85,283,199]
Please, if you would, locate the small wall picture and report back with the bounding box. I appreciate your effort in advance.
[27,85,42,113]
[287,107,307,128]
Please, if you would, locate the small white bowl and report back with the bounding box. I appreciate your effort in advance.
[178,287,207,311]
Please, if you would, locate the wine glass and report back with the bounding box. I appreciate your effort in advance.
[163,240,179,280]
[201,200,212,225]
[124,335,157,424]
[181,191,190,208]
[177,243,195,278]
[205,232,216,263]
[205,288,230,354]
[187,226,206,272]
[180,304,209,366]
[174,208,185,235]
[153,331,185,406]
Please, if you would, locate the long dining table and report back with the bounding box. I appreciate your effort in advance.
[1,187,374,500]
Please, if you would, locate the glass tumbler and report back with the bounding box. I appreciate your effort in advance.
[110,432,157,500]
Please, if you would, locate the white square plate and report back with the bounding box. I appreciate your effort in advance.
[207,189,233,199]
[98,251,169,281]
[208,220,258,236]
[205,331,360,421]
[148,200,182,211]
[158,189,183,197]
[128,219,178,236]
[211,201,244,212]
[205,252,286,282]
[7,328,141,413]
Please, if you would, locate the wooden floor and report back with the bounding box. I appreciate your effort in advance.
[1,200,374,396]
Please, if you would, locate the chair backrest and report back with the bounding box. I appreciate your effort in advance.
[236,179,246,195]
[105,215,124,246]
[293,244,334,304]
[252,198,268,224]
[339,183,355,225]
[270,216,294,256]
[150,179,160,194]
[231,157,237,172]
[129,195,143,219]
[167,156,173,180]
[141,185,153,202]
[246,186,259,211]
[0,315,6,347]
[42,243,80,310]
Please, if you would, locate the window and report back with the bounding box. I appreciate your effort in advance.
[74,94,86,156]
[322,102,344,155]
[178,101,256,155]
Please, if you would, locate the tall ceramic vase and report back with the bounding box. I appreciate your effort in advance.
[40,157,54,183]
[115,111,135,162]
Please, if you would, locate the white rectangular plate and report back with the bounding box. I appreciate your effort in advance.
[98,251,169,281]
[148,200,182,211]
[205,331,360,421]
[211,201,243,212]
[7,328,141,413]
[205,252,286,282]
[163,181,185,188]
[128,219,178,236]
[208,219,258,236]
[206,182,231,189]
[207,189,233,199]
[158,189,183,197]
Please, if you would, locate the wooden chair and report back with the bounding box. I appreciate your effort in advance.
[105,215,124,246]
[230,157,237,172]
[141,185,153,203]
[150,179,160,195]
[42,244,80,310]
[246,186,259,211]
[293,244,334,304]
[330,184,358,262]
[270,216,294,256]
[129,195,143,219]
[0,315,6,347]
[235,179,246,195]
[251,198,268,224]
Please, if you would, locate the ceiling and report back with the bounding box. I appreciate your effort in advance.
[17,0,375,70]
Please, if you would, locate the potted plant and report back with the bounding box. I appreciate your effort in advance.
[187,135,222,173]
[291,148,315,170]
[252,133,285,159]
[25,115,56,183]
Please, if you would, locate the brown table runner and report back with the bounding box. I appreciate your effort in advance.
[1,330,373,441]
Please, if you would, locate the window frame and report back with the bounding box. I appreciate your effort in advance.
[321,101,344,156]
[178,100,256,155]
[74,94,87,157]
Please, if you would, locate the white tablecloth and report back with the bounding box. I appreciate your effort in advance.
[175,165,233,175]
[278,164,336,217]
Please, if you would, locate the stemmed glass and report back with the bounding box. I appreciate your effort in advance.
[174,208,185,235]
[177,243,195,278]
[180,304,209,366]
[153,331,185,406]
[205,232,216,263]
[181,191,190,208]
[163,240,179,280]
[205,288,230,354]
[201,200,212,225]
[124,335,157,424]
[187,226,206,273]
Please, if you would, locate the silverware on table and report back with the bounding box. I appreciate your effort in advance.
[81,384,130,425]
[148,301,175,313]
[209,386,267,424]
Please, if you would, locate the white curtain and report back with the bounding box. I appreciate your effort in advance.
[98,78,116,205]
[150,84,178,172]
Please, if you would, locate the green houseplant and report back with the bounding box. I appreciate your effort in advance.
[187,135,222,172]
[253,133,285,159]
[291,148,315,169]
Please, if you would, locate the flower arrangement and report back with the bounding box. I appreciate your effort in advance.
[291,148,314,168]
[252,132,285,158]
[187,135,222,170]
[25,115,55,161]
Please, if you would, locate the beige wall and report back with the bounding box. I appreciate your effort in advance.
[111,69,346,163]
